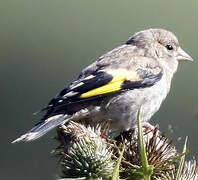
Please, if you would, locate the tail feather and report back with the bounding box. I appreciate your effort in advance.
[12,114,71,143]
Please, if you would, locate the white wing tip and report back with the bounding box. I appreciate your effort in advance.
[11,132,39,143]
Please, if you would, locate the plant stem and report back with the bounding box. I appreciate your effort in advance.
[137,108,153,180]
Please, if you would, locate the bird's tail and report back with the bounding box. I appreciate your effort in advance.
[12,114,71,143]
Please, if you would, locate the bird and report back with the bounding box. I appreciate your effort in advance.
[12,28,193,143]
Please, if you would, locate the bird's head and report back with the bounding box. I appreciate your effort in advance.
[126,28,193,73]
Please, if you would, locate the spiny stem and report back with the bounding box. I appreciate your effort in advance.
[175,136,188,180]
[112,143,125,180]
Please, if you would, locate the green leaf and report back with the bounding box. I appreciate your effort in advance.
[137,108,153,180]
[137,108,149,170]
[112,143,125,180]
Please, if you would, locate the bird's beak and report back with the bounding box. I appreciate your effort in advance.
[177,47,193,62]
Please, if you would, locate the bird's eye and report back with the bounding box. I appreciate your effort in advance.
[165,44,174,51]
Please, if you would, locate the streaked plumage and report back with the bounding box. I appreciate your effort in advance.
[12,28,193,143]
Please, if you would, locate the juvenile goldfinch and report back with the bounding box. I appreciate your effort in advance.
[12,28,193,143]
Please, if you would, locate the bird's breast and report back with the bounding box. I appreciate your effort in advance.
[98,75,170,131]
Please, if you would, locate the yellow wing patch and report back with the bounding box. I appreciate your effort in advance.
[80,76,125,98]
[80,69,142,99]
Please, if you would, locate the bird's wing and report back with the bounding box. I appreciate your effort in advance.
[13,57,163,142]
[43,64,163,112]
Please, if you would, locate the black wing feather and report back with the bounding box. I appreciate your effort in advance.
[68,71,113,96]
[42,71,113,112]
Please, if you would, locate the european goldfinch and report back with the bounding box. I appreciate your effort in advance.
[13,28,193,143]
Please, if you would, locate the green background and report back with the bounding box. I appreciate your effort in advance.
[1,0,198,179]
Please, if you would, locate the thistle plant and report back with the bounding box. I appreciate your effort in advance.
[53,110,198,180]
[54,122,114,179]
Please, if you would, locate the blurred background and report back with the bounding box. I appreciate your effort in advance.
[1,0,198,179]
